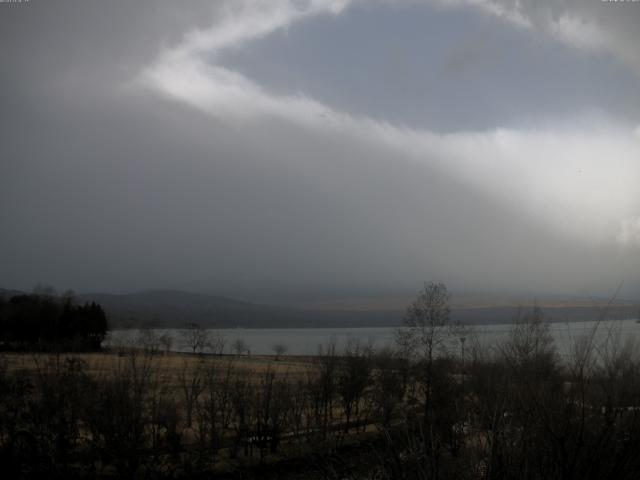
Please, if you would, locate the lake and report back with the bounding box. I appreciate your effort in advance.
[105,318,640,358]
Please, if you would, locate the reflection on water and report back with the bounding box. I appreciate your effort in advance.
[105,319,640,357]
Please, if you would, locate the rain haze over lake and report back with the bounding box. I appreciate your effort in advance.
[1,1,640,309]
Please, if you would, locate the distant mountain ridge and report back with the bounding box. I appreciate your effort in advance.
[1,288,637,329]
[77,289,300,328]
[2,287,402,328]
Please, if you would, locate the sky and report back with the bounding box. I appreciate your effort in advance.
[1,0,639,305]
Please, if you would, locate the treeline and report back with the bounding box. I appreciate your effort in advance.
[0,288,108,351]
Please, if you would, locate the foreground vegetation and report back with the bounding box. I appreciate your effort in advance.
[1,284,640,479]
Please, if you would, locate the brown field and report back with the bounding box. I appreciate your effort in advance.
[2,350,316,385]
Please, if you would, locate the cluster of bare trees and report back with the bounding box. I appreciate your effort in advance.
[123,324,228,356]
[0,339,415,477]
[2,282,640,479]
[346,283,640,480]
[0,345,371,476]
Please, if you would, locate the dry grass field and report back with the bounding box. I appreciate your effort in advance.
[2,350,316,386]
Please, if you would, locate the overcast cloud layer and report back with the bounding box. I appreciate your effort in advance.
[1,0,639,304]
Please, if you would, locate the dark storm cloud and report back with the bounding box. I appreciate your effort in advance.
[1,0,639,303]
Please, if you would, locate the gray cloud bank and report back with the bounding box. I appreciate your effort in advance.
[1,0,639,304]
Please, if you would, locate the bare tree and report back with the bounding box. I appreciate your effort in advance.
[233,339,249,356]
[316,342,339,435]
[158,333,173,354]
[337,339,372,431]
[396,282,454,409]
[372,349,406,428]
[395,282,453,478]
[136,329,161,355]
[272,343,288,361]
[180,323,210,355]
[397,282,452,362]
[177,360,204,428]
[210,330,226,355]
[193,360,235,466]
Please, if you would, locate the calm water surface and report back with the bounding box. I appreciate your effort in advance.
[105,319,640,357]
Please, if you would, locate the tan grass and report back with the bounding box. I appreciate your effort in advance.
[1,351,316,385]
